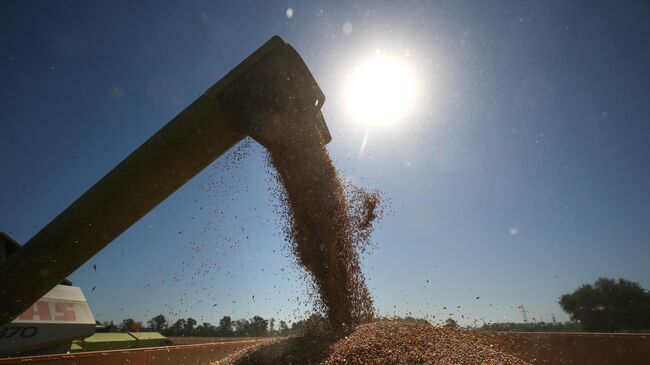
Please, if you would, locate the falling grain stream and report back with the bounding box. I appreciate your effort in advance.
[258,114,376,331]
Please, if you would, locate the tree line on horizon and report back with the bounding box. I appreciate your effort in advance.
[101,277,650,336]
[102,313,354,337]
[101,314,291,337]
[479,321,581,332]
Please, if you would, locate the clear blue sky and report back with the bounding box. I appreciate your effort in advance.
[1,1,649,327]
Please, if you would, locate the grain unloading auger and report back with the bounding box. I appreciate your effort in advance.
[0,36,331,355]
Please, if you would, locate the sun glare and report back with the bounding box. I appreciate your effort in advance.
[345,55,417,129]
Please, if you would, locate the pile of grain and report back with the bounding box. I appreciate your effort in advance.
[216,320,531,365]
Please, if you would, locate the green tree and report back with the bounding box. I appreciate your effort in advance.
[148,314,168,332]
[559,277,650,332]
[219,316,232,336]
[168,319,187,336]
[233,319,250,336]
[249,316,268,336]
[290,313,328,336]
[103,321,118,332]
[444,318,458,328]
[196,322,214,337]
[120,318,136,332]
[278,320,289,336]
[184,317,197,336]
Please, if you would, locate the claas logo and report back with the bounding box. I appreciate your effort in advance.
[17,302,76,322]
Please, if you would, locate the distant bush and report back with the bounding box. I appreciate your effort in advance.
[559,277,650,332]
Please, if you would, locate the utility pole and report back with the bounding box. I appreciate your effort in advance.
[520,304,528,323]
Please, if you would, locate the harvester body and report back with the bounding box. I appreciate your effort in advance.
[0,233,95,356]
[0,285,94,356]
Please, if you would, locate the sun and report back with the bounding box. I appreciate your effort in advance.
[344,54,418,129]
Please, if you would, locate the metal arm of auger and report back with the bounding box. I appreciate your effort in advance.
[0,36,331,327]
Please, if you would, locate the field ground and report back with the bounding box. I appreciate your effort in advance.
[0,339,270,365]
[491,331,650,365]
[173,331,650,365]
[0,332,647,365]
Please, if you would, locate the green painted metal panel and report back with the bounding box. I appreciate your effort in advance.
[128,332,169,348]
[69,342,83,353]
[70,332,169,352]
[81,333,138,351]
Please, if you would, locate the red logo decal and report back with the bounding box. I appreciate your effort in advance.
[18,302,52,321]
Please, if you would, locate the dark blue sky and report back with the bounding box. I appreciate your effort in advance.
[2,1,649,326]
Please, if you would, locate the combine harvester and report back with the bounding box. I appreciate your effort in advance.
[0,232,95,356]
[0,36,329,363]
